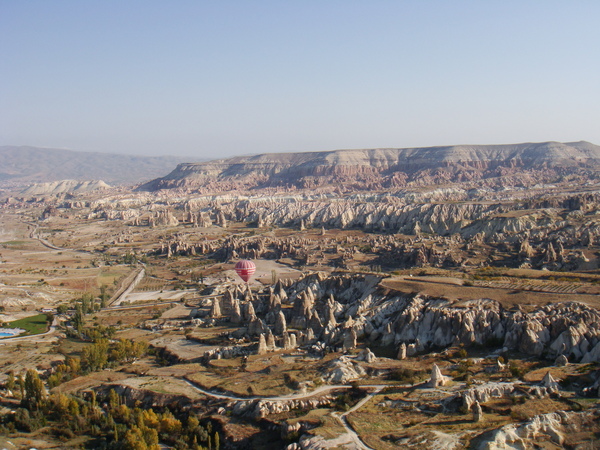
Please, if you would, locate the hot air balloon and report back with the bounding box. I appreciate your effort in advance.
[235,259,256,283]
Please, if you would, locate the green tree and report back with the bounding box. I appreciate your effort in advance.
[123,425,149,450]
[159,410,182,435]
[67,356,81,374]
[108,389,121,410]
[99,284,109,307]
[73,303,84,335]
[81,339,109,371]
[90,389,97,410]
[23,369,46,410]
[123,253,136,265]
[6,370,15,391]
[82,292,96,314]
[14,408,34,432]
[17,373,25,398]
[47,373,61,388]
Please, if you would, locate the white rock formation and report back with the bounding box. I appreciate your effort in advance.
[210,298,221,318]
[324,356,366,384]
[257,334,268,355]
[462,382,516,409]
[429,364,448,388]
[541,371,559,393]
[357,348,377,363]
[472,400,484,423]
[397,342,407,360]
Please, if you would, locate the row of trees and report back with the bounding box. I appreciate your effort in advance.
[1,378,220,450]
[46,338,148,388]
[82,338,149,372]
[0,271,225,448]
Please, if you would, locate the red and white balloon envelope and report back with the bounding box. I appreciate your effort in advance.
[235,260,256,283]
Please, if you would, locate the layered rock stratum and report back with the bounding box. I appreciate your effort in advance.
[20,179,111,195]
[139,141,600,192]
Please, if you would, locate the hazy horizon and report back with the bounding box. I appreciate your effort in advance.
[2,1,599,159]
[2,140,599,162]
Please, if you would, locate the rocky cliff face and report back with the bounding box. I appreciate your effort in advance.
[20,179,111,195]
[209,272,600,365]
[139,141,600,192]
[138,190,600,271]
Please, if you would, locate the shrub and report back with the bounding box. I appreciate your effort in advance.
[388,368,424,384]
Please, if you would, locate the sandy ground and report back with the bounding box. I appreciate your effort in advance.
[159,304,194,319]
[124,288,196,303]
[150,335,217,361]
[204,259,301,286]
[114,376,208,400]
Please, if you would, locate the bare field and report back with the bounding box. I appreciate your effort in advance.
[382,276,600,309]
[0,337,63,383]
[185,353,320,397]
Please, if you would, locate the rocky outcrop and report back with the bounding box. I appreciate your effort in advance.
[472,400,484,423]
[462,383,516,409]
[142,191,600,272]
[215,272,600,365]
[429,364,448,387]
[555,354,569,366]
[21,179,111,195]
[231,395,334,419]
[139,141,600,192]
[323,356,367,384]
[274,273,600,364]
[257,334,268,355]
[478,409,600,450]
[541,372,559,393]
[210,298,221,318]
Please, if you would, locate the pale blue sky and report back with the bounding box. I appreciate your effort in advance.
[1,1,599,158]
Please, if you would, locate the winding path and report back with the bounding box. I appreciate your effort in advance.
[334,385,384,450]
[184,378,385,402]
[184,378,387,449]
[27,222,69,251]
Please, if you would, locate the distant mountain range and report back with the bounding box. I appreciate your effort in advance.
[139,141,600,192]
[0,146,194,186]
[5,142,600,192]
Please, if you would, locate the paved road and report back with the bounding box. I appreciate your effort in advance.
[110,268,146,306]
